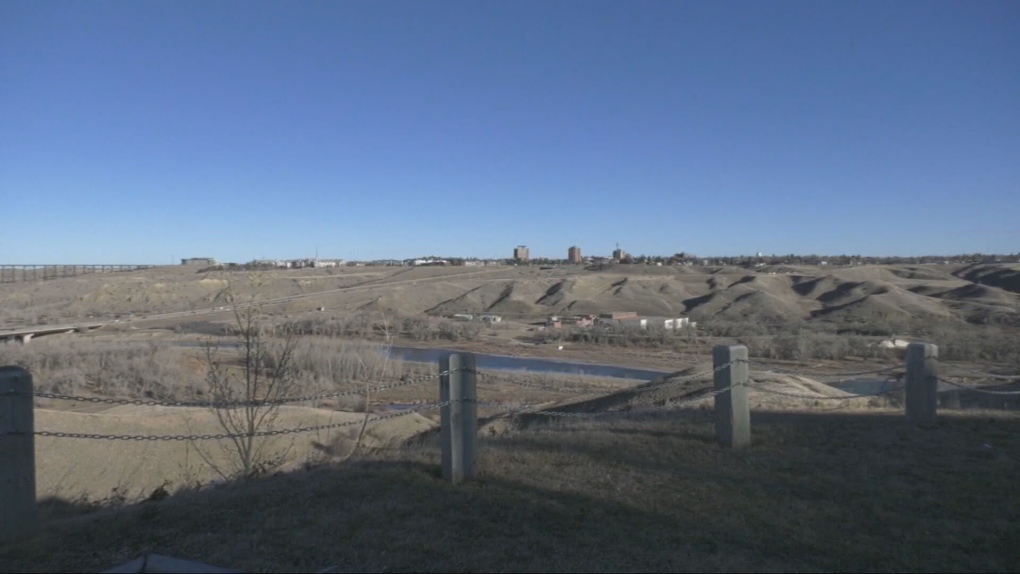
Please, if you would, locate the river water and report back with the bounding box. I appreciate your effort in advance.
[383,345,671,380]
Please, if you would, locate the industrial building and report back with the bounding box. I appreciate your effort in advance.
[568,246,582,264]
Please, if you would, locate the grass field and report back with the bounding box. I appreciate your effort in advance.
[2,407,1017,573]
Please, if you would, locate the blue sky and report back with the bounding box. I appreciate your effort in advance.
[1,0,1017,263]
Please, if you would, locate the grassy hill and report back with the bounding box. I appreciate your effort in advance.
[2,407,1018,573]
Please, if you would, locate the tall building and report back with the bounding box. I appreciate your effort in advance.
[612,248,629,262]
[568,246,582,264]
[514,245,530,262]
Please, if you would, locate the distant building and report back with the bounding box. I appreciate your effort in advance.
[181,257,216,266]
[561,314,595,328]
[599,311,638,320]
[612,248,629,262]
[568,246,582,264]
[514,245,530,262]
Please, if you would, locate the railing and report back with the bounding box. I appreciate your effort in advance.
[2,343,1018,546]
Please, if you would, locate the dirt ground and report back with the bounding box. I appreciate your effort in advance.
[31,404,438,505]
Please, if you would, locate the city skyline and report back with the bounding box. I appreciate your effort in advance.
[2,2,1017,263]
[4,243,1020,266]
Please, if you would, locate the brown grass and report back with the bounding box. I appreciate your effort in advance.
[2,408,1017,573]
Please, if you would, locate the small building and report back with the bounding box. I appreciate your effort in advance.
[452,314,474,322]
[182,257,217,266]
[560,315,595,327]
[617,317,648,329]
[599,311,637,320]
[644,317,692,330]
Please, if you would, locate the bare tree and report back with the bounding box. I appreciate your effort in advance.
[199,276,299,479]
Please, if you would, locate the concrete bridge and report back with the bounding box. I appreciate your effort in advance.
[0,323,105,344]
[0,264,156,283]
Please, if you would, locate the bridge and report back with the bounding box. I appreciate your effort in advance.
[0,264,157,283]
[0,323,105,344]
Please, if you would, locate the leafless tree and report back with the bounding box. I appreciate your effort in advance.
[199,276,299,479]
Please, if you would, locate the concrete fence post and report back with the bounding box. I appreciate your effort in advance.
[713,345,750,449]
[0,366,38,544]
[440,353,477,484]
[905,342,938,425]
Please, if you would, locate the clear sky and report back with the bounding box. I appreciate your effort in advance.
[1,0,1017,263]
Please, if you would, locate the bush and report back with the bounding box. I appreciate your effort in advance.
[0,340,204,401]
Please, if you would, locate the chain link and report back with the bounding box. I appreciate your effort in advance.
[10,370,451,409]
[937,364,1020,381]
[0,401,449,441]
[473,371,619,395]
[937,377,1020,396]
[475,382,740,418]
[751,364,900,378]
[474,359,746,403]
[745,379,903,400]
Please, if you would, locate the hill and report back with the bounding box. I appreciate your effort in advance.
[3,263,1020,335]
[3,407,1018,573]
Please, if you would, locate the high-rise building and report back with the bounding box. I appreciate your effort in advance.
[568,246,582,264]
[514,245,530,262]
[612,248,629,262]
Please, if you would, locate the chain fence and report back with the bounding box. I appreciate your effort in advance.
[744,380,904,401]
[475,381,740,418]
[750,364,901,378]
[0,401,449,441]
[937,363,1020,381]
[8,370,450,409]
[4,355,1018,440]
[937,377,1020,396]
[473,359,746,400]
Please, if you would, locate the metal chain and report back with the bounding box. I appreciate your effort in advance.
[937,364,1020,381]
[476,383,740,418]
[937,377,1020,396]
[473,372,617,395]
[475,359,746,403]
[11,370,450,409]
[745,379,903,400]
[751,364,900,378]
[0,401,449,441]
[627,360,746,396]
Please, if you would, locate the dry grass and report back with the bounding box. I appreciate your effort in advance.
[0,337,434,407]
[2,408,1017,573]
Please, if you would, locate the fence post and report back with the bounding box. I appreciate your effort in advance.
[0,366,38,544]
[440,353,477,484]
[905,342,938,425]
[713,345,750,449]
